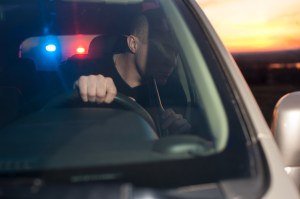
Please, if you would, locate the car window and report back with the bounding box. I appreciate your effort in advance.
[0,0,252,190]
[20,35,98,70]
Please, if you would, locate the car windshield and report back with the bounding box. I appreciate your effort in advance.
[0,0,253,190]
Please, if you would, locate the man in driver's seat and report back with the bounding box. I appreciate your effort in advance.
[75,12,191,135]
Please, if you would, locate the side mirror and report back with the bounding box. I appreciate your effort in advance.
[272,91,300,190]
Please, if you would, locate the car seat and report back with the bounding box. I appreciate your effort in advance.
[0,58,42,115]
[0,58,38,98]
[0,86,22,127]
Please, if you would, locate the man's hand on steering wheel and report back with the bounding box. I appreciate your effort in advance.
[74,74,191,135]
[74,74,117,104]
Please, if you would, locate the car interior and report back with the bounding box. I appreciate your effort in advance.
[0,0,253,189]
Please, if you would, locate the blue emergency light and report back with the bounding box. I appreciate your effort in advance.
[45,44,57,52]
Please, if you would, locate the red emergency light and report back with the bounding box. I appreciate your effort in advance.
[76,47,86,54]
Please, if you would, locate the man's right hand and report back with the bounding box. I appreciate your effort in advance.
[74,74,117,104]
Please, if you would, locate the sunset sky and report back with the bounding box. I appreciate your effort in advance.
[196,0,300,52]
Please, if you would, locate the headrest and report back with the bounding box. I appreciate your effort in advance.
[88,35,117,59]
[88,35,129,58]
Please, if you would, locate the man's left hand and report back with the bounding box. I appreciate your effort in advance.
[160,108,191,134]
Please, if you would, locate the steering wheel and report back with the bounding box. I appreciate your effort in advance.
[43,91,156,130]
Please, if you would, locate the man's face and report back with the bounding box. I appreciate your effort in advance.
[133,20,177,85]
[143,39,177,85]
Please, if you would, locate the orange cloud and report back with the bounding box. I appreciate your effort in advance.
[196,0,300,52]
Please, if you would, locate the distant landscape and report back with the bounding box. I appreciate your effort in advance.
[232,49,300,125]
